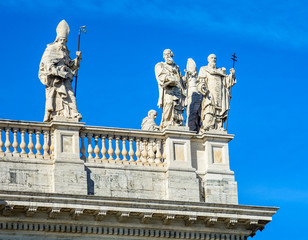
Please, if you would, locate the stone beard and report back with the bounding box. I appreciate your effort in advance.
[39,20,82,122]
[198,56,236,131]
[155,54,185,130]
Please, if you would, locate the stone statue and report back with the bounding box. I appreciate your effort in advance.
[184,58,202,132]
[39,20,82,122]
[141,110,160,131]
[197,54,236,131]
[155,49,186,130]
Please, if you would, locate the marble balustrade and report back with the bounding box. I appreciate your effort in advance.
[80,126,166,166]
[0,120,53,159]
[0,120,168,166]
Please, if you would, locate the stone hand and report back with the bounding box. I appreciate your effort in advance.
[230,68,235,75]
[76,51,82,58]
[65,71,74,80]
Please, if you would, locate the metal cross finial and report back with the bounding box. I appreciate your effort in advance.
[231,52,237,68]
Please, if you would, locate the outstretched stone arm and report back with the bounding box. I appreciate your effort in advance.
[70,51,82,72]
[226,68,236,89]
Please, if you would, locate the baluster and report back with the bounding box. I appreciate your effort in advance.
[12,128,19,157]
[101,135,108,162]
[28,130,35,158]
[122,137,128,163]
[20,129,27,157]
[162,140,167,163]
[43,130,50,159]
[35,130,43,158]
[135,138,141,164]
[50,131,54,158]
[0,128,4,157]
[80,132,86,161]
[87,133,94,161]
[128,137,135,164]
[148,139,155,164]
[155,139,162,165]
[4,128,11,155]
[108,136,114,161]
[115,137,121,162]
[142,139,148,164]
[94,135,100,161]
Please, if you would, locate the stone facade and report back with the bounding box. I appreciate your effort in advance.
[0,119,278,239]
[0,120,237,204]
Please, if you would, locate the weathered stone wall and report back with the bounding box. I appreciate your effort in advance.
[0,120,238,204]
[0,158,53,192]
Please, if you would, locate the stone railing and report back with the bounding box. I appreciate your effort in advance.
[0,120,53,159]
[0,119,238,204]
[80,126,166,166]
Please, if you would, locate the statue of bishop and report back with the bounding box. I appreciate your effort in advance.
[197,54,236,131]
[39,20,82,122]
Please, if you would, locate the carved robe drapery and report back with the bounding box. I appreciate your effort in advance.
[155,62,185,130]
[198,66,236,131]
[39,43,82,122]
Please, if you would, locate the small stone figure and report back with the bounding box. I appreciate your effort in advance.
[197,54,236,131]
[141,110,160,131]
[185,58,202,132]
[155,49,186,130]
[39,20,82,122]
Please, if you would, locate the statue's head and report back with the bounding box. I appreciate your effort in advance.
[207,54,217,67]
[163,49,175,65]
[148,110,157,119]
[55,20,70,44]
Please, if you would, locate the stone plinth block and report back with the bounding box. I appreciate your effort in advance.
[50,121,87,195]
[192,132,238,204]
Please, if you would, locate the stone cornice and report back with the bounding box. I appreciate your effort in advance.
[0,191,278,233]
[0,191,278,238]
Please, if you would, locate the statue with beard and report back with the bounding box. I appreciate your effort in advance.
[155,49,186,130]
[39,20,82,122]
[197,54,236,131]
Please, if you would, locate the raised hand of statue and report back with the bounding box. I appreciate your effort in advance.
[230,68,235,75]
[76,51,82,59]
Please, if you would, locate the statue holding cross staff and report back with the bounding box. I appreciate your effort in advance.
[197,53,236,132]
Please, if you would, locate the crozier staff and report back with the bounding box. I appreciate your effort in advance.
[74,26,87,97]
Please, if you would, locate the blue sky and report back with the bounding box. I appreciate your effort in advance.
[1,1,308,239]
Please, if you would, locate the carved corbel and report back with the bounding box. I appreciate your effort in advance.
[25,206,38,217]
[49,207,61,219]
[118,212,130,222]
[140,213,153,224]
[185,215,197,226]
[205,217,218,226]
[95,210,107,221]
[2,205,14,216]
[246,219,258,230]
[162,215,175,225]
[70,208,84,220]
[226,218,238,229]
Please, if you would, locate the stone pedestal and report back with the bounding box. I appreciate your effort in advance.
[196,131,238,204]
[51,121,87,195]
[163,126,200,202]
